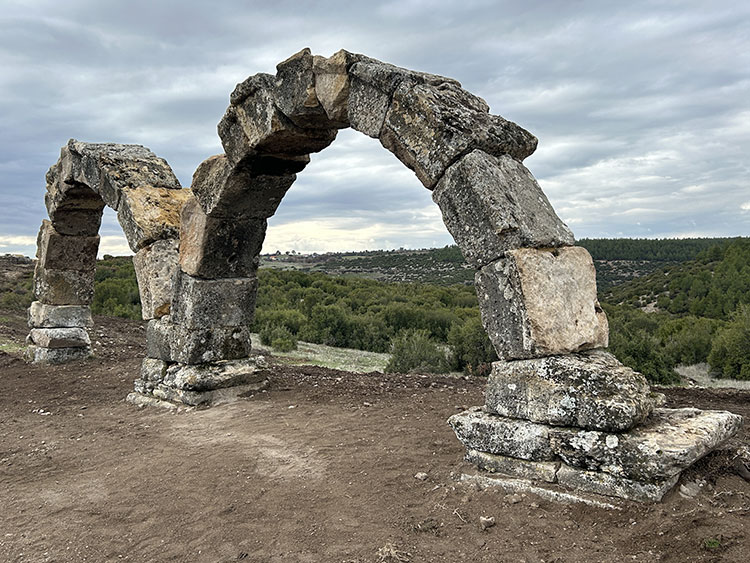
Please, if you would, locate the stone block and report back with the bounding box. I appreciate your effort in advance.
[33,263,95,305]
[162,357,268,392]
[35,220,99,272]
[475,247,608,360]
[432,151,574,267]
[45,177,106,214]
[485,350,657,432]
[275,48,331,129]
[117,186,192,251]
[146,317,253,364]
[45,188,104,237]
[189,155,295,218]
[28,327,90,348]
[556,464,679,503]
[448,406,556,461]
[219,73,337,163]
[25,344,92,364]
[170,271,258,329]
[465,450,560,483]
[27,301,92,328]
[348,59,462,138]
[179,197,266,278]
[133,238,179,319]
[140,357,168,384]
[312,50,354,127]
[150,379,268,407]
[381,82,537,188]
[548,408,744,481]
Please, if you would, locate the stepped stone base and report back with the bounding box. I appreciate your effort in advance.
[25,344,92,364]
[451,406,742,502]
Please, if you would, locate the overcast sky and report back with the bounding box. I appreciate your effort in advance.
[1,0,748,257]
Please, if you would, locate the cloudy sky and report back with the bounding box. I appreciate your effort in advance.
[1,0,748,257]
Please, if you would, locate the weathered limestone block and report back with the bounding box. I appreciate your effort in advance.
[28,327,90,348]
[149,379,268,407]
[556,464,679,503]
[275,48,331,129]
[170,271,258,329]
[146,317,253,364]
[190,155,295,218]
[117,185,192,251]
[484,350,658,432]
[465,450,560,483]
[433,151,574,268]
[44,182,104,237]
[36,220,99,272]
[219,73,337,163]
[179,197,266,278]
[140,357,168,384]
[45,176,106,215]
[475,247,608,360]
[448,406,556,460]
[25,345,91,364]
[27,301,92,328]
[548,408,744,481]
[162,357,268,391]
[33,263,95,305]
[312,49,356,127]
[133,239,179,319]
[348,58,462,138]
[381,83,537,188]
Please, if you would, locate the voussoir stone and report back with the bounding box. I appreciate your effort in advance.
[275,48,332,129]
[28,327,90,348]
[312,49,356,127]
[475,246,608,360]
[36,220,99,272]
[27,301,92,328]
[33,263,95,306]
[133,238,179,319]
[448,406,556,460]
[381,82,537,188]
[484,350,659,432]
[548,407,744,481]
[190,154,296,218]
[179,196,266,278]
[433,151,574,267]
[170,271,258,329]
[117,185,192,251]
[146,317,253,365]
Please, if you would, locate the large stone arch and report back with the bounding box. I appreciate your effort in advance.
[27,140,190,363]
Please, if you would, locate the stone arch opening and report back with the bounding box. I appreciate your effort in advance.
[27,140,190,363]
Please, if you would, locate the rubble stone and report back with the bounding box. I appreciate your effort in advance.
[475,247,608,360]
[484,350,658,432]
[133,239,180,319]
[162,357,269,392]
[28,327,90,348]
[170,271,257,329]
[149,380,268,407]
[179,197,266,278]
[27,302,92,328]
[381,83,537,188]
[433,151,574,267]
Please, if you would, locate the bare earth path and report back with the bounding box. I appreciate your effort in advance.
[1,313,748,562]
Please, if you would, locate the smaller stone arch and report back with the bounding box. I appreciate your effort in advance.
[27,140,190,363]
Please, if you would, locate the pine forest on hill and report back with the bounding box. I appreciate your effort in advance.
[1,237,748,382]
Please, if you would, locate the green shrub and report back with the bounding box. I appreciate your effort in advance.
[657,316,724,365]
[708,305,750,379]
[447,316,497,376]
[385,329,450,374]
[259,324,298,352]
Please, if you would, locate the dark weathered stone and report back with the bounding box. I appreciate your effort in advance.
[275,48,331,129]
[28,327,90,348]
[381,83,536,188]
[433,151,574,267]
[146,317,253,364]
[448,406,556,460]
[133,238,179,319]
[190,155,295,218]
[348,59,462,138]
[170,271,258,329]
[27,302,92,328]
[149,379,268,406]
[36,220,99,272]
[549,408,744,481]
[162,357,268,392]
[179,197,266,278]
[485,350,659,432]
[33,263,95,306]
[475,247,608,360]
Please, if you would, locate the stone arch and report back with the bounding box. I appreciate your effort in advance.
[27,140,190,363]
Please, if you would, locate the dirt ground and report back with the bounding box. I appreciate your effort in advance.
[1,311,748,563]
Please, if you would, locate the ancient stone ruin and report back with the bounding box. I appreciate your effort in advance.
[27,49,742,502]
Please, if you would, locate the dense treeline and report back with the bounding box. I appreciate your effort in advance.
[578,237,734,262]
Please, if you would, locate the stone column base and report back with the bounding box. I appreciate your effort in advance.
[25,344,92,364]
